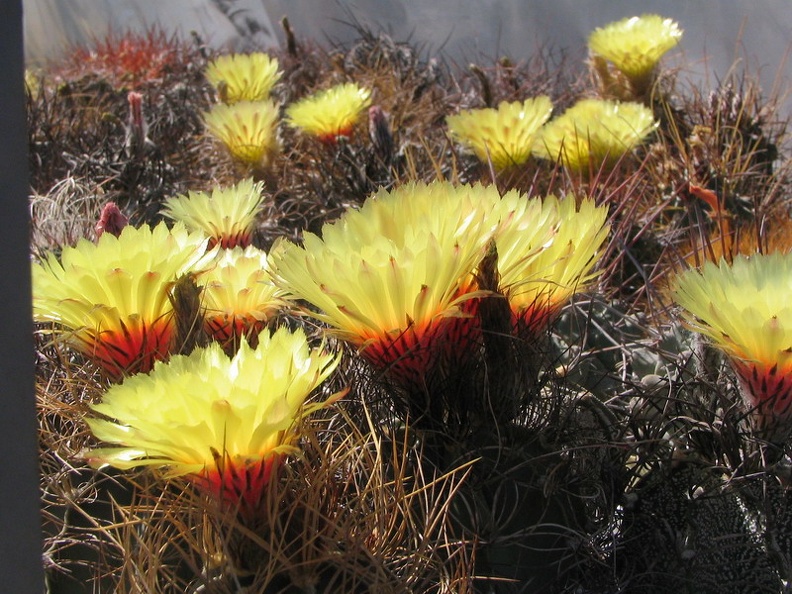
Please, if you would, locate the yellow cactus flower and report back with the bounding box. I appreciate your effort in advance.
[446,96,553,170]
[84,327,342,512]
[32,222,215,379]
[203,100,280,168]
[589,15,682,91]
[205,52,281,104]
[497,194,610,334]
[285,83,372,144]
[25,69,41,96]
[161,178,266,249]
[200,246,285,351]
[268,181,502,385]
[674,253,792,436]
[534,98,656,173]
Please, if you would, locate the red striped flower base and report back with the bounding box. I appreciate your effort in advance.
[510,302,563,341]
[207,232,254,250]
[205,315,267,352]
[77,316,174,380]
[732,359,792,438]
[359,309,482,391]
[317,126,354,145]
[196,453,282,515]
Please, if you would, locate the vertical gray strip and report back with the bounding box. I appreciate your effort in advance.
[0,1,44,592]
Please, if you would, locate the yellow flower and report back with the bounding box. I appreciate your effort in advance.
[200,246,285,351]
[161,178,265,249]
[497,194,610,334]
[674,253,792,434]
[205,52,281,104]
[84,327,341,511]
[203,100,280,167]
[268,181,502,384]
[589,15,682,88]
[32,222,215,379]
[446,97,553,170]
[285,83,372,143]
[533,99,656,173]
[25,69,41,96]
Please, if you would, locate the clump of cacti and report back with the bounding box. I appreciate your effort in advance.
[30,13,792,594]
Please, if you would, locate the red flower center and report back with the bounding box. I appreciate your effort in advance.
[79,315,174,379]
[195,453,282,514]
[732,359,792,429]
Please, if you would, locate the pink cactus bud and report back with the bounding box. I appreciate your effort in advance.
[95,202,128,239]
[125,91,150,157]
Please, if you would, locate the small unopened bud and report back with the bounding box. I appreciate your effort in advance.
[368,105,393,164]
[95,202,128,239]
[125,91,151,157]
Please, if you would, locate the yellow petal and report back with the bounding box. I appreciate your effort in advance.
[285,83,371,142]
[589,15,682,81]
[162,178,266,248]
[446,96,553,170]
[84,327,340,477]
[203,101,280,166]
[205,52,281,104]
[534,99,656,172]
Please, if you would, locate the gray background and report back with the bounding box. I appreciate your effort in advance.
[23,0,792,110]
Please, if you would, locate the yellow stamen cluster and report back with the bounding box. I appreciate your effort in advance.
[161,178,266,249]
[285,83,372,143]
[203,100,280,167]
[446,97,553,171]
[84,327,341,510]
[589,15,682,90]
[32,222,215,378]
[205,52,281,104]
[533,99,656,173]
[201,246,285,350]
